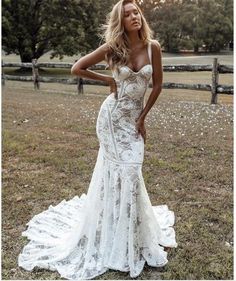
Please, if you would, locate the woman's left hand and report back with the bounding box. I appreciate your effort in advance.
[135,117,146,144]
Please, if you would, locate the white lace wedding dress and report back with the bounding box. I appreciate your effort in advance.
[18,42,178,280]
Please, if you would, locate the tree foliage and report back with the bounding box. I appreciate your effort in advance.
[2,0,115,62]
[139,0,233,52]
[2,0,233,61]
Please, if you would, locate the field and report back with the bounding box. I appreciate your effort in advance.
[2,52,234,280]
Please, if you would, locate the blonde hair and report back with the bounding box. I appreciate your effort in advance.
[100,0,154,71]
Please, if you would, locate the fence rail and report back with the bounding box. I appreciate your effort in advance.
[2,58,233,104]
[2,62,233,73]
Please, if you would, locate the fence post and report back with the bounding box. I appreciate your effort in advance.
[2,60,5,86]
[78,77,84,94]
[74,59,84,94]
[211,57,219,104]
[32,59,40,90]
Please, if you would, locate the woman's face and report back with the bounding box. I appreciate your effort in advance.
[122,3,142,32]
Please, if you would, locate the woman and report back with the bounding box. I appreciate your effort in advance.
[18,0,178,279]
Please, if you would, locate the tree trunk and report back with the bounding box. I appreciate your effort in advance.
[20,52,33,63]
[194,44,199,53]
[19,51,33,72]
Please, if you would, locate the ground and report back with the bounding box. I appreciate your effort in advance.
[2,79,233,280]
[2,51,233,280]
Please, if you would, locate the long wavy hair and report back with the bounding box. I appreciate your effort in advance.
[100,0,154,71]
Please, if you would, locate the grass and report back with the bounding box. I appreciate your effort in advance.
[2,61,233,281]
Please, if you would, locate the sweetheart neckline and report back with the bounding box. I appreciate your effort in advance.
[120,64,152,74]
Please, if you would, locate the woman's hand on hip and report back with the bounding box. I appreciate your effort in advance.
[106,76,118,100]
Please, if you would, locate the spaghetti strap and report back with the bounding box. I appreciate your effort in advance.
[147,42,152,65]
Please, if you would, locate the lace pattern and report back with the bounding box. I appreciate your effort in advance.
[18,41,178,280]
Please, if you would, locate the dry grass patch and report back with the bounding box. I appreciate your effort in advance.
[2,82,233,280]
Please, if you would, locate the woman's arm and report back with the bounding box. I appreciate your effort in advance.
[71,43,117,95]
[139,40,163,120]
[135,40,163,143]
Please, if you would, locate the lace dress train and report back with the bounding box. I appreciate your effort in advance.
[18,42,178,280]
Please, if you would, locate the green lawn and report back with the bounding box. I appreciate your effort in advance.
[2,79,233,279]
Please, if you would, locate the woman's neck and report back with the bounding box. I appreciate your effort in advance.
[126,31,142,48]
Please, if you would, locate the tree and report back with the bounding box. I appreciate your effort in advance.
[197,0,233,52]
[218,0,233,45]
[153,0,183,52]
[143,0,233,52]
[137,0,162,27]
[94,0,118,46]
[178,0,204,52]
[2,0,101,62]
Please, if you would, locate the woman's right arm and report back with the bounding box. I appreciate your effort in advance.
[71,43,117,95]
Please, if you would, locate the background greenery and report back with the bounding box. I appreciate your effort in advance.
[2,0,233,62]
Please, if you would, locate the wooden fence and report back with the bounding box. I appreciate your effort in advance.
[2,58,233,104]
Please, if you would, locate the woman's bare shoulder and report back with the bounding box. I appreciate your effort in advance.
[150,39,161,51]
[98,42,112,54]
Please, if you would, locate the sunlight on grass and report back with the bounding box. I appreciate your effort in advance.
[2,63,233,280]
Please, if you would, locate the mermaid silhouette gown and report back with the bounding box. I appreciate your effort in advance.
[18,42,178,280]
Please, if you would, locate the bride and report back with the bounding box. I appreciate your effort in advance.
[18,0,178,279]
